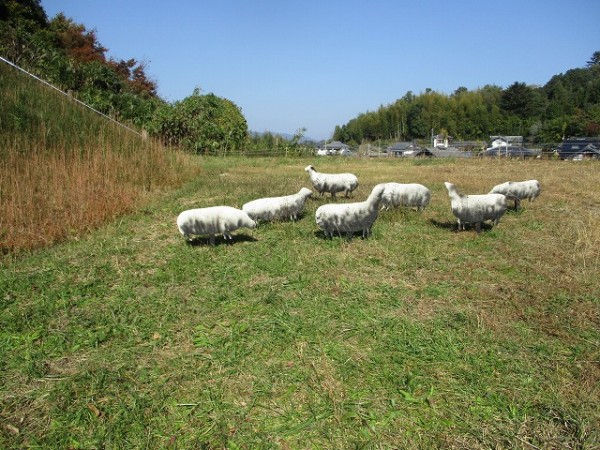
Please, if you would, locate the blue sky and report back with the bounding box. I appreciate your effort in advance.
[40,0,600,140]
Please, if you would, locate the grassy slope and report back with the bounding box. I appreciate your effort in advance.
[0,62,199,252]
[1,157,598,449]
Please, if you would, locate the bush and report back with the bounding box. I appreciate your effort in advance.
[150,88,248,154]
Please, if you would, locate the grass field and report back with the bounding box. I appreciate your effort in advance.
[1,156,598,449]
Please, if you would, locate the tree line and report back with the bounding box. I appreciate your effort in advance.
[333,52,600,146]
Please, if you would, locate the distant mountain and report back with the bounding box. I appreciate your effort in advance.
[250,131,319,144]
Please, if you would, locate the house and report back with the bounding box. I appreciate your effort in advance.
[387,141,420,157]
[316,141,351,156]
[557,137,600,160]
[479,146,541,158]
[324,141,350,154]
[426,146,472,158]
[432,134,453,148]
[489,136,523,148]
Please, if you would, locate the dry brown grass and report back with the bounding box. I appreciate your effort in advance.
[0,61,201,253]
[0,132,199,253]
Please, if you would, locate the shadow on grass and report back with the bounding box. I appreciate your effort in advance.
[253,212,311,227]
[185,233,258,247]
[308,194,355,204]
[313,229,373,241]
[429,219,496,233]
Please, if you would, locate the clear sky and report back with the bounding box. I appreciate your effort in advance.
[40,0,600,140]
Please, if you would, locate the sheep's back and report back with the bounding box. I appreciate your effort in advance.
[312,172,358,193]
[490,180,540,200]
[177,206,252,235]
[381,183,430,207]
[316,202,377,232]
[451,194,506,222]
[243,193,308,221]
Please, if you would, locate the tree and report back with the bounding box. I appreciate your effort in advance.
[0,0,51,65]
[109,58,157,98]
[49,13,106,64]
[151,89,248,154]
[586,51,600,68]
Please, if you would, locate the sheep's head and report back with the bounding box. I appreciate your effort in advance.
[299,187,313,198]
[304,165,314,173]
[239,212,257,229]
[444,182,456,193]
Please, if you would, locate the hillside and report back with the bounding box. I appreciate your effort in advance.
[0,60,200,253]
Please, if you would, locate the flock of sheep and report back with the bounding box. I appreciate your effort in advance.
[176,165,541,244]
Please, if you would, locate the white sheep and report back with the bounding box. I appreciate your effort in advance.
[176,206,256,245]
[304,164,358,198]
[242,187,313,222]
[444,182,507,233]
[315,184,386,239]
[489,179,540,210]
[378,182,431,211]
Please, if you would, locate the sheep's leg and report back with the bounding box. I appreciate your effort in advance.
[515,198,521,210]
[209,235,215,245]
[475,222,482,234]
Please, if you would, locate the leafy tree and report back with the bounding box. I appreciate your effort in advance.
[49,13,106,64]
[0,0,52,65]
[108,58,157,98]
[587,50,600,67]
[151,89,247,154]
[501,82,534,118]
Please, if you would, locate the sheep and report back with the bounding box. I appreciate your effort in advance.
[489,180,540,210]
[378,182,431,211]
[242,187,313,222]
[315,184,386,239]
[304,164,358,198]
[444,182,507,233]
[176,206,256,245]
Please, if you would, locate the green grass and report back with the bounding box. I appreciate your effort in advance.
[1,157,599,449]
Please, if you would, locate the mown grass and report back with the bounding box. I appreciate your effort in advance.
[1,157,598,449]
